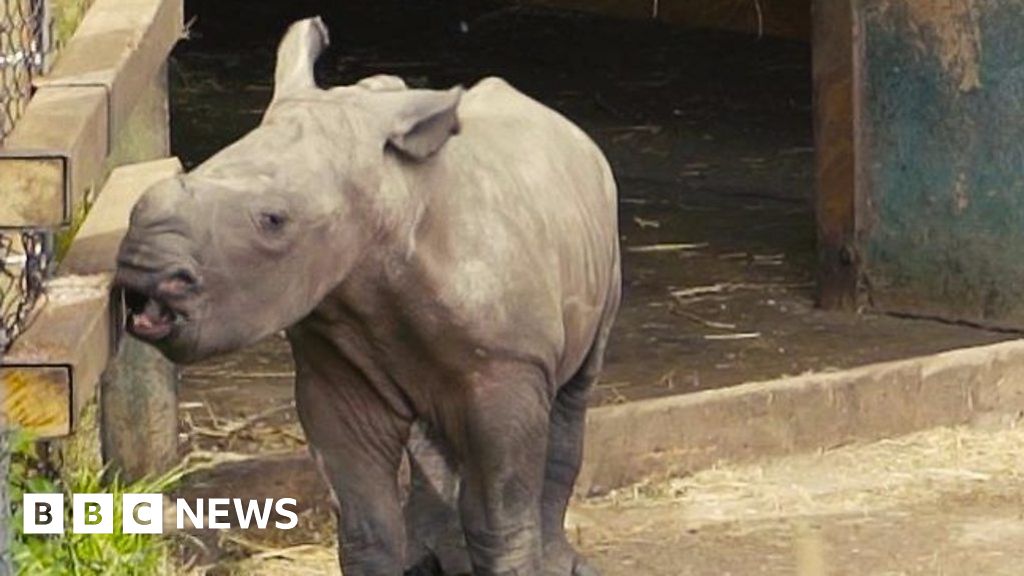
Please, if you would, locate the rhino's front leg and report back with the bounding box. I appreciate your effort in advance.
[294,357,411,576]
[405,423,471,575]
[454,364,551,576]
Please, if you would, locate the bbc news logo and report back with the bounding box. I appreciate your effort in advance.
[23,494,299,534]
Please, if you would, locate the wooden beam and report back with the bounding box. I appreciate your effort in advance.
[0,88,107,227]
[0,158,182,438]
[812,0,859,309]
[0,0,182,229]
[36,0,184,142]
[60,158,182,276]
[0,367,70,439]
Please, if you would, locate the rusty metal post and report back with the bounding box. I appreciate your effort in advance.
[812,0,860,310]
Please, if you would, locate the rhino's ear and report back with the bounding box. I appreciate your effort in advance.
[368,87,463,160]
[272,17,329,101]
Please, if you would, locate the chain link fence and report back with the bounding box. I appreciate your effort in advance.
[1,0,49,144]
[0,232,51,353]
[1,8,55,573]
[1,0,53,355]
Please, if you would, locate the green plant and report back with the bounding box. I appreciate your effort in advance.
[51,0,93,48]
[8,432,188,576]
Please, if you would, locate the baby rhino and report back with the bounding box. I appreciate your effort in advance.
[115,17,620,576]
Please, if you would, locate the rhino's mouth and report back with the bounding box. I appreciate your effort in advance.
[124,288,185,341]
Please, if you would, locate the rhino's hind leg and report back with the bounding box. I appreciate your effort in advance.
[541,304,618,576]
[540,368,601,576]
[456,364,551,575]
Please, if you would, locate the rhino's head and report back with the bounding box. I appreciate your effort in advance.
[114,17,461,363]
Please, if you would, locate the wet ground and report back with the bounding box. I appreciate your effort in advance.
[167,2,1019,572]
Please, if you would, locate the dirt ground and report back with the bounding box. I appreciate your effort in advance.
[165,3,1024,574]
[178,424,1024,576]
[573,423,1024,575]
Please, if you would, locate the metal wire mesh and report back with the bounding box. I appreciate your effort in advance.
[1,0,49,145]
[1,0,52,355]
[0,231,50,353]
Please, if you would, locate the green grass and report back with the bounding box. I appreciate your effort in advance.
[8,432,188,576]
[51,0,93,48]
[54,201,88,262]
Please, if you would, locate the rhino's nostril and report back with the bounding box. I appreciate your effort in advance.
[159,268,200,295]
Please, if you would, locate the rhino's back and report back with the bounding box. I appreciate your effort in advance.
[400,77,620,383]
[451,76,618,266]
[457,77,617,212]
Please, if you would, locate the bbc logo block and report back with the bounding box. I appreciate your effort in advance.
[23,494,64,534]
[123,494,164,534]
[23,494,298,534]
[73,494,114,534]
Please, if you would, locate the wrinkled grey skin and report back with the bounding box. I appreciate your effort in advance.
[115,17,620,576]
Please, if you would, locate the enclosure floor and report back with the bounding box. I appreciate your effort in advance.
[175,423,1024,575]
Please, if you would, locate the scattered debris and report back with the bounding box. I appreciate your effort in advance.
[620,198,653,205]
[187,369,295,379]
[599,124,662,134]
[669,283,728,299]
[656,370,676,390]
[188,403,295,439]
[588,425,1024,520]
[679,161,710,178]
[717,252,748,260]
[670,306,737,330]
[180,449,264,469]
[223,534,318,560]
[595,381,631,406]
[628,242,707,254]
[704,332,761,341]
[670,281,812,300]
[753,253,785,266]
[632,216,661,229]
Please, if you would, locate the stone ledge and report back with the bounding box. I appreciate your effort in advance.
[578,338,1024,494]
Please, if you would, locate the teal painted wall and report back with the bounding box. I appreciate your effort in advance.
[860,0,1024,327]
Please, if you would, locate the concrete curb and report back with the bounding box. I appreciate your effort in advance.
[578,338,1024,494]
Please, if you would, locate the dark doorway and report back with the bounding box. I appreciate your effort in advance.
[173,1,1004,406]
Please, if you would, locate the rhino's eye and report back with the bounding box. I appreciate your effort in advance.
[257,211,289,233]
